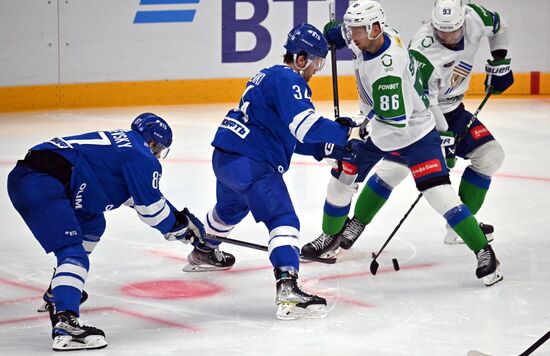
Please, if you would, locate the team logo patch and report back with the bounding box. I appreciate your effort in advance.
[445,61,472,95]
[470,124,491,140]
[410,159,442,179]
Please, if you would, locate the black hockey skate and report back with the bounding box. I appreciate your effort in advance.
[475,244,503,287]
[301,232,340,260]
[51,311,107,351]
[444,222,495,245]
[340,217,367,250]
[183,245,235,272]
[274,268,327,320]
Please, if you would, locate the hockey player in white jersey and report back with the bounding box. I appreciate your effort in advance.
[7,113,228,351]
[323,0,513,248]
[410,0,512,244]
[301,0,503,287]
[202,23,359,320]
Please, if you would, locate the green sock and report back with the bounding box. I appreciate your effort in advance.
[354,185,388,225]
[322,213,348,235]
[459,180,488,215]
[452,215,487,252]
[459,167,491,215]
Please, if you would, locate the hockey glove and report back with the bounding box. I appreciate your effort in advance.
[323,20,347,50]
[164,208,206,244]
[335,116,359,128]
[485,58,513,94]
[324,139,360,163]
[440,131,456,169]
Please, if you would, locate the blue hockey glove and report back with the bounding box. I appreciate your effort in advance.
[164,208,205,244]
[335,116,358,128]
[440,131,456,169]
[323,20,347,50]
[324,139,360,164]
[485,58,513,94]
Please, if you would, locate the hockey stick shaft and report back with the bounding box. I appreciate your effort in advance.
[328,0,339,118]
[456,89,493,144]
[374,193,422,261]
[206,235,336,264]
[519,330,550,356]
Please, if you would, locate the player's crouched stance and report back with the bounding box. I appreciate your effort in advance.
[202,23,359,319]
[7,113,233,351]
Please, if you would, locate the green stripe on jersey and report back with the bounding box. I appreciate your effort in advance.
[408,51,430,108]
[467,3,500,33]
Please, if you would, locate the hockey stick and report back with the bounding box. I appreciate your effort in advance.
[206,235,337,264]
[519,330,550,356]
[370,193,422,275]
[328,0,339,119]
[453,88,493,151]
[468,329,550,356]
[369,89,493,275]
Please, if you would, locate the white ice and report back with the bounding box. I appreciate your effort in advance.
[0,99,549,356]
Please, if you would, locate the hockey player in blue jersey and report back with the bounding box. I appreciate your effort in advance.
[202,23,358,320]
[7,113,232,351]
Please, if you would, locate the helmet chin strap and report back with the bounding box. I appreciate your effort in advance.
[367,24,383,40]
[293,54,311,78]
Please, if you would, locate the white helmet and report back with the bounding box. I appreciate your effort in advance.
[344,0,386,39]
[432,0,466,32]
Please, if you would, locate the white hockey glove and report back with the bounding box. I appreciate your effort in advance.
[164,208,206,244]
[348,113,369,141]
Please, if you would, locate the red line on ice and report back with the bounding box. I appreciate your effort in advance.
[0,277,45,292]
[0,306,199,332]
[0,295,42,305]
[310,262,437,282]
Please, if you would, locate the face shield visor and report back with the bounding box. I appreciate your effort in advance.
[433,26,464,46]
[151,141,171,160]
[308,55,326,71]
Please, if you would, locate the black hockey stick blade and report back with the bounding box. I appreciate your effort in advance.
[205,234,336,264]
[370,259,380,275]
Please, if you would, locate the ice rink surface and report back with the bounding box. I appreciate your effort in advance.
[0,98,549,356]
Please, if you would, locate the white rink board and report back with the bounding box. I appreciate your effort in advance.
[1,0,549,86]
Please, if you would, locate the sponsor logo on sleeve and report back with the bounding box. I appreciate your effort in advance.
[410,159,442,179]
[470,124,491,140]
[342,162,358,175]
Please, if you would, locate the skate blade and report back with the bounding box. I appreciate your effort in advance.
[182,263,232,273]
[444,237,465,245]
[275,303,328,320]
[37,301,51,313]
[300,248,340,263]
[444,232,494,245]
[52,335,108,351]
[482,267,503,287]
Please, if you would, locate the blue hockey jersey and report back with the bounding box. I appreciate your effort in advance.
[31,129,177,234]
[212,65,349,172]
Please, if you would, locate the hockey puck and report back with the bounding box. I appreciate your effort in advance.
[392,258,400,271]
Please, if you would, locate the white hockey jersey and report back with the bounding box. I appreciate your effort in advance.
[409,3,509,114]
[347,27,434,152]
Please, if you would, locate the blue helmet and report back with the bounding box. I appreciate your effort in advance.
[284,23,329,59]
[131,113,173,158]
